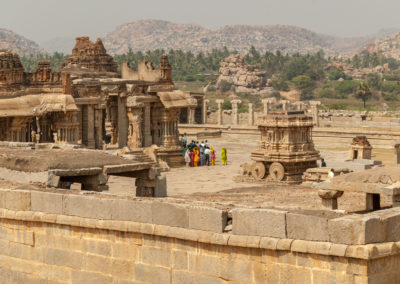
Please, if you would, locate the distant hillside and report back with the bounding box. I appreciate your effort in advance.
[102,19,378,56]
[0,28,43,55]
[358,32,400,60]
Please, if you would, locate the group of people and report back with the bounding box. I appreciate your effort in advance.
[181,135,227,167]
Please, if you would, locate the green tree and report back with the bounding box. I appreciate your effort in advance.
[292,75,315,99]
[355,82,372,108]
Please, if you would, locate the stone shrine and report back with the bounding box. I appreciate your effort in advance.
[238,110,321,183]
[349,136,372,160]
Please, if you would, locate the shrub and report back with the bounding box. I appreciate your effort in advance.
[318,88,343,99]
[222,100,232,110]
[218,80,233,92]
[333,80,358,95]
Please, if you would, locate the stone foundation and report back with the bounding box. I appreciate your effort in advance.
[2,189,400,283]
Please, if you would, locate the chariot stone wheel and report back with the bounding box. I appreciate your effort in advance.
[269,162,285,181]
[251,162,266,180]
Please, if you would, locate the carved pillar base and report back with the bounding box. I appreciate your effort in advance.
[318,190,343,210]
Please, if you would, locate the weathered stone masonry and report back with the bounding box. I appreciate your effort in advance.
[1,189,400,283]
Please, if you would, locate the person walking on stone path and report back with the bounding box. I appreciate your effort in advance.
[184,149,191,167]
[211,148,216,166]
[204,147,211,166]
[221,147,228,166]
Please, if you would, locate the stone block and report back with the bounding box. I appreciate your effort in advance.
[111,199,152,223]
[188,254,220,276]
[377,209,400,242]
[134,263,171,284]
[328,216,361,245]
[0,189,7,208]
[172,250,188,270]
[328,215,387,245]
[219,259,253,282]
[154,174,167,197]
[232,208,287,238]
[71,271,113,284]
[44,248,83,269]
[47,173,60,188]
[140,246,171,266]
[31,191,63,214]
[152,202,189,228]
[188,206,228,233]
[62,194,113,220]
[286,213,329,241]
[111,259,135,280]
[5,190,31,211]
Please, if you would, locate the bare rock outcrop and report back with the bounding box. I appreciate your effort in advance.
[216,54,271,94]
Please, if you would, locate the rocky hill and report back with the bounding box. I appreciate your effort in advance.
[358,32,400,59]
[103,19,371,55]
[0,29,43,55]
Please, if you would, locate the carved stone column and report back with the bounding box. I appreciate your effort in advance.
[309,101,321,127]
[94,107,103,149]
[202,99,209,124]
[262,99,270,116]
[110,103,118,144]
[248,103,254,126]
[143,103,152,147]
[280,100,290,111]
[127,104,144,149]
[216,99,224,125]
[87,105,95,149]
[188,107,196,124]
[394,142,400,165]
[231,100,242,126]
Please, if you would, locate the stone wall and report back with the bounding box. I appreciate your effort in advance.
[2,189,400,283]
[179,124,400,149]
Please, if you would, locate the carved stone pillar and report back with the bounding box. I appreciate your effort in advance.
[87,105,95,149]
[143,103,152,147]
[118,96,128,148]
[127,105,144,149]
[188,107,196,124]
[110,104,118,144]
[94,107,103,149]
[216,99,224,125]
[231,100,242,126]
[309,101,321,127]
[262,99,270,116]
[394,142,400,165]
[280,100,290,111]
[202,99,209,124]
[248,103,254,126]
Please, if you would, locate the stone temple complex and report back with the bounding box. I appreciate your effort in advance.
[5,35,400,284]
[0,37,199,167]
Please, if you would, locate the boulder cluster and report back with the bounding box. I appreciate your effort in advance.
[216,54,271,95]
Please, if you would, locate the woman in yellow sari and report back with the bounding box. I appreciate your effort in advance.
[221,147,227,165]
[211,148,216,166]
[193,147,200,167]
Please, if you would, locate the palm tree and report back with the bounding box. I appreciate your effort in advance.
[355,82,372,108]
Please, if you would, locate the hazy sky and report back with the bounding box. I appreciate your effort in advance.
[1,0,400,43]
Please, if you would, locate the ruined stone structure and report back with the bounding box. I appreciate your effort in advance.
[238,111,320,183]
[0,37,194,168]
[0,50,78,144]
[63,37,118,73]
[350,136,372,160]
